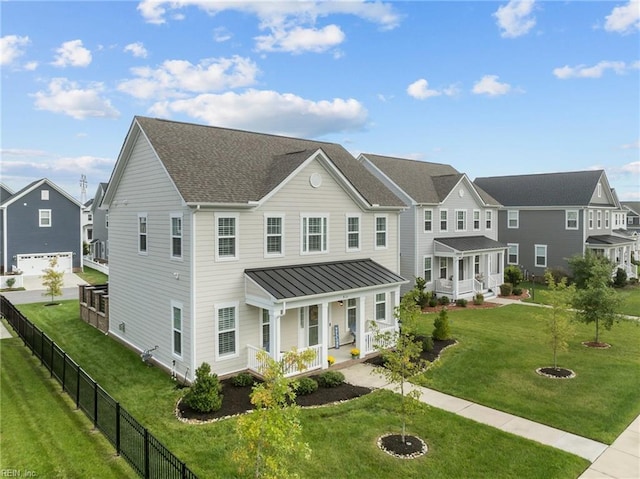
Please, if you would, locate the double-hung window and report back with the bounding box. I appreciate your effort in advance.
[485,210,492,229]
[439,258,448,279]
[423,256,432,283]
[535,244,547,267]
[507,210,519,229]
[375,215,387,249]
[605,211,610,228]
[507,243,519,265]
[39,209,51,227]
[346,215,360,251]
[566,210,578,230]
[265,215,283,256]
[424,209,433,232]
[456,210,466,231]
[171,301,182,357]
[375,293,386,322]
[302,215,328,253]
[589,210,594,229]
[138,213,148,254]
[473,210,481,230]
[216,214,238,260]
[171,214,182,259]
[261,309,271,353]
[597,210,602,229]
[216,303,238,359]
[440,210,448,232]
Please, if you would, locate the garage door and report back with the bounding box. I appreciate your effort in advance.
[17,252,73,276]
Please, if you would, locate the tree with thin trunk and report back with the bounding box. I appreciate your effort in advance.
[41,256,64,304]
[544,271,575,369]
[233,348,316,479]
[372,294,426,443]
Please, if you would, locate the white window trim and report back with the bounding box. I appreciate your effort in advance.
[300,213,329,255]
[264,213,284,258]
[439,209,448,232]
[597,210,602,229]
[41,190,49,200]
[423,256,433,283]
[374,214,388,250]
[507,210,519,229]
[215,213,239,261]
[597,183,602,197]
[565,210,579,230]
[473,210,481,231]
[105,213,109,229]
[589,210,594,229]
[260,309,271,353]
[170,213,183,261]
[424,209,433,232]
[171,300,183,359]
[507,243,519,265]
[39,209,52,227]
[485,210,492,230]
[455,209,467,232]
[138,213,148,255]
[375,292,387,322]
[605,210,610,229]
[535,244,547,268]
[346,213,361,252]
[215,301,239,360]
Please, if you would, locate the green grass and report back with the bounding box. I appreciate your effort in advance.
[413,304,640,443]
[10,300,591,479]
[77,266,108,285]
[0,329,137,478]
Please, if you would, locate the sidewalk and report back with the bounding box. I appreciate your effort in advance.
[341,362,639,479]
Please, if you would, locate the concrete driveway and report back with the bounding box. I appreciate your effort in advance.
[2,273,88,305]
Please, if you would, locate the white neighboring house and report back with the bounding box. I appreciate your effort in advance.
[359,154,506,300]
[82,198,94,247]
[101,117,408,381]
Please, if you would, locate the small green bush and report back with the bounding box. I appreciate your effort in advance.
[317,371,345,388]
[433,307,451,341]
[499,283,513,296]
[295,377,318,395]
[420,335,434,352]
[438,295,450,306]
[512,287,523,296]
[473,293,484,305]
[5,277,16,289]
[231,372,255,387]
[455,298,468,307]
[504,265,523,287]
[613,268,627,288]
[428,298,437,308]
[183,363,223,413]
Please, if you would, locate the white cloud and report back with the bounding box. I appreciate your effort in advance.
[151,89,368,138]
[255,24,345,54]
[24,61,38,71]
[118,56,259,99]
[604,0,640,34]
[213,27,232,43]
[493,0,536,38]
[620,139,640,150]
[407,79,459,100]
[472,75,512,96]
[553,60,637,79]
[32,78,120,119]
[124,42,148,58]
[619,161,640,174]
[0,35,30,66]
[52,39,92,67]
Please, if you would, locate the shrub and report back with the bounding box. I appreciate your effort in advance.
[183,362,223,413]
[421,335,434,352]
[438,295,450,306]
[455,298,468,307]
[428,298,437,308]
[317,371,345,388]
[473,293,484,305]
[613,268,627,288]
[545,267,571,285]
[512,287,523,296]
[5,277,16,289]
[500,283,513,296]
[231,372,255,387]
[295,377,318,395]
[433,307,451,341]
[504,265,523,287]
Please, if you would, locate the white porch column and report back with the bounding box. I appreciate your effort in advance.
[356,296,366,358]
[452,257,460,300]
[391,287,401,332]
[271,309,281,361]
[319,302,329,368]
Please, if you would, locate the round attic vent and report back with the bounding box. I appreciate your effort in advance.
[310,173,323,188]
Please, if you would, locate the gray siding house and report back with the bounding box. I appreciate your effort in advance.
[622,202,640,233]
[359,154,506,300]
[475,170,638,280]
[102,116,408,382]
[0,178,83,276]
[90,182,109,261]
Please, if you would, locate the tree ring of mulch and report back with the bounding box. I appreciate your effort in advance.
[377,433,427,459]
[581,341,611,349]
[535,367,576,379]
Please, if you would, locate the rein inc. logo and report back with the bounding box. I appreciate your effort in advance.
[1,470,37,477]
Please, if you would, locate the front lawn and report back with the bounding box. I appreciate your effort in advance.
[413,304,640,443]
[77,266,108,285]
[10,300,591,478]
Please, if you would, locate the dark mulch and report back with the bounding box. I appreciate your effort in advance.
[378,434,427,459]
[537,367,575,379]
[364,338,457,367]
[582,341,611,349]
[177,375,372,423]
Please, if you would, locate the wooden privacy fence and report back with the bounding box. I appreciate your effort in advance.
[0,295,198,479]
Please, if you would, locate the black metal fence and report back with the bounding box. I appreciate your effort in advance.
[0,295,198,479]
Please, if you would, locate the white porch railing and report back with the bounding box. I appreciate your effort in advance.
[364,324,396,354]
[83,256,109,275]
[247,344,323,377]
[435,278,453,295]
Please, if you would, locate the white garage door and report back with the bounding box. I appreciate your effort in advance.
[17,252,73,276]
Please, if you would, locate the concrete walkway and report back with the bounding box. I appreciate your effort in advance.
[341,362,639,478]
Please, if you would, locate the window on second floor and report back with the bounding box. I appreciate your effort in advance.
[440,209,448,232]
[507,210,519,229]
[375,215,387,249]
[346,215,360,251]
[597,210,602,229]
[507,243,519,265]
[216,214,237,260]
[424,209,433,232]
[473,210,481,230]
[265,215,283,256]
[589,210,594,229]
[605,211,610,228]
[41,190,49,200]
[171,214,182,259]
[485,210,492,229]
[138,213,148,254]
[566,210,578,230]
[456,210,466,231]
[302,215,327,254]
[39,209,51,227]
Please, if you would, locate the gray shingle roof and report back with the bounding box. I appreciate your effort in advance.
[245,259,407,300]
[474,170,605,207]
[435,236,506,252]
[362,153,500,206]
[586,235,635,246]
[622,202,640,216]
[135,116,404,207]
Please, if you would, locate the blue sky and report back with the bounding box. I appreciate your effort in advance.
[1,0,639,202]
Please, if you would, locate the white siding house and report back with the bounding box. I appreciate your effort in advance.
[102,117,407,382]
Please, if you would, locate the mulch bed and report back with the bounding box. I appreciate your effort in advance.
[378,433,427,459]
[536,367,576,379]
[582,341,611,349]
[364,338,457,366]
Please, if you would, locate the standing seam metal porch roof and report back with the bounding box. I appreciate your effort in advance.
[245,259,407,301]
[434,236,507,253]
[586,235,635,246]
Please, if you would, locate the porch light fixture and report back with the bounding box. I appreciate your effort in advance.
[338,300,344,306]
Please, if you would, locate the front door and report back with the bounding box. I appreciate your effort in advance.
[308,305,319,346]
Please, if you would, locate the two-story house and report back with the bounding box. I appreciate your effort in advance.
[359,154,506,300]
[0,178,83,275]
[101,116,408,382]
[90,182,109,261]
[475,170,638,280]
[622,202,640,233]
[82,198,94,247]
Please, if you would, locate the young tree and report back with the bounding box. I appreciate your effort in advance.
[41,256,64,304]
[572,258,622,344]
[233,348,316,479]
[182,362,223,413]
[544,272,576,369]
[372,295,426,443]
[432,307,451,341]
[568,251,614,289]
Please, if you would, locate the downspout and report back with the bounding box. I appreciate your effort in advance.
[2,208,7,273]
[190,205,199,383]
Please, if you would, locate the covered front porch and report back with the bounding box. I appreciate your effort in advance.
[432,236,507,300]
[244,259,407,377]
[587,234,638,279]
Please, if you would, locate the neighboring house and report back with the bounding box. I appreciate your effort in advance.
[359,154,506,300]
[622,201,640,233]
[101,116,408,382]
[475,170,638,280]
[82,198,94,247]
[0,178,83,275]
[90,182,109,261]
